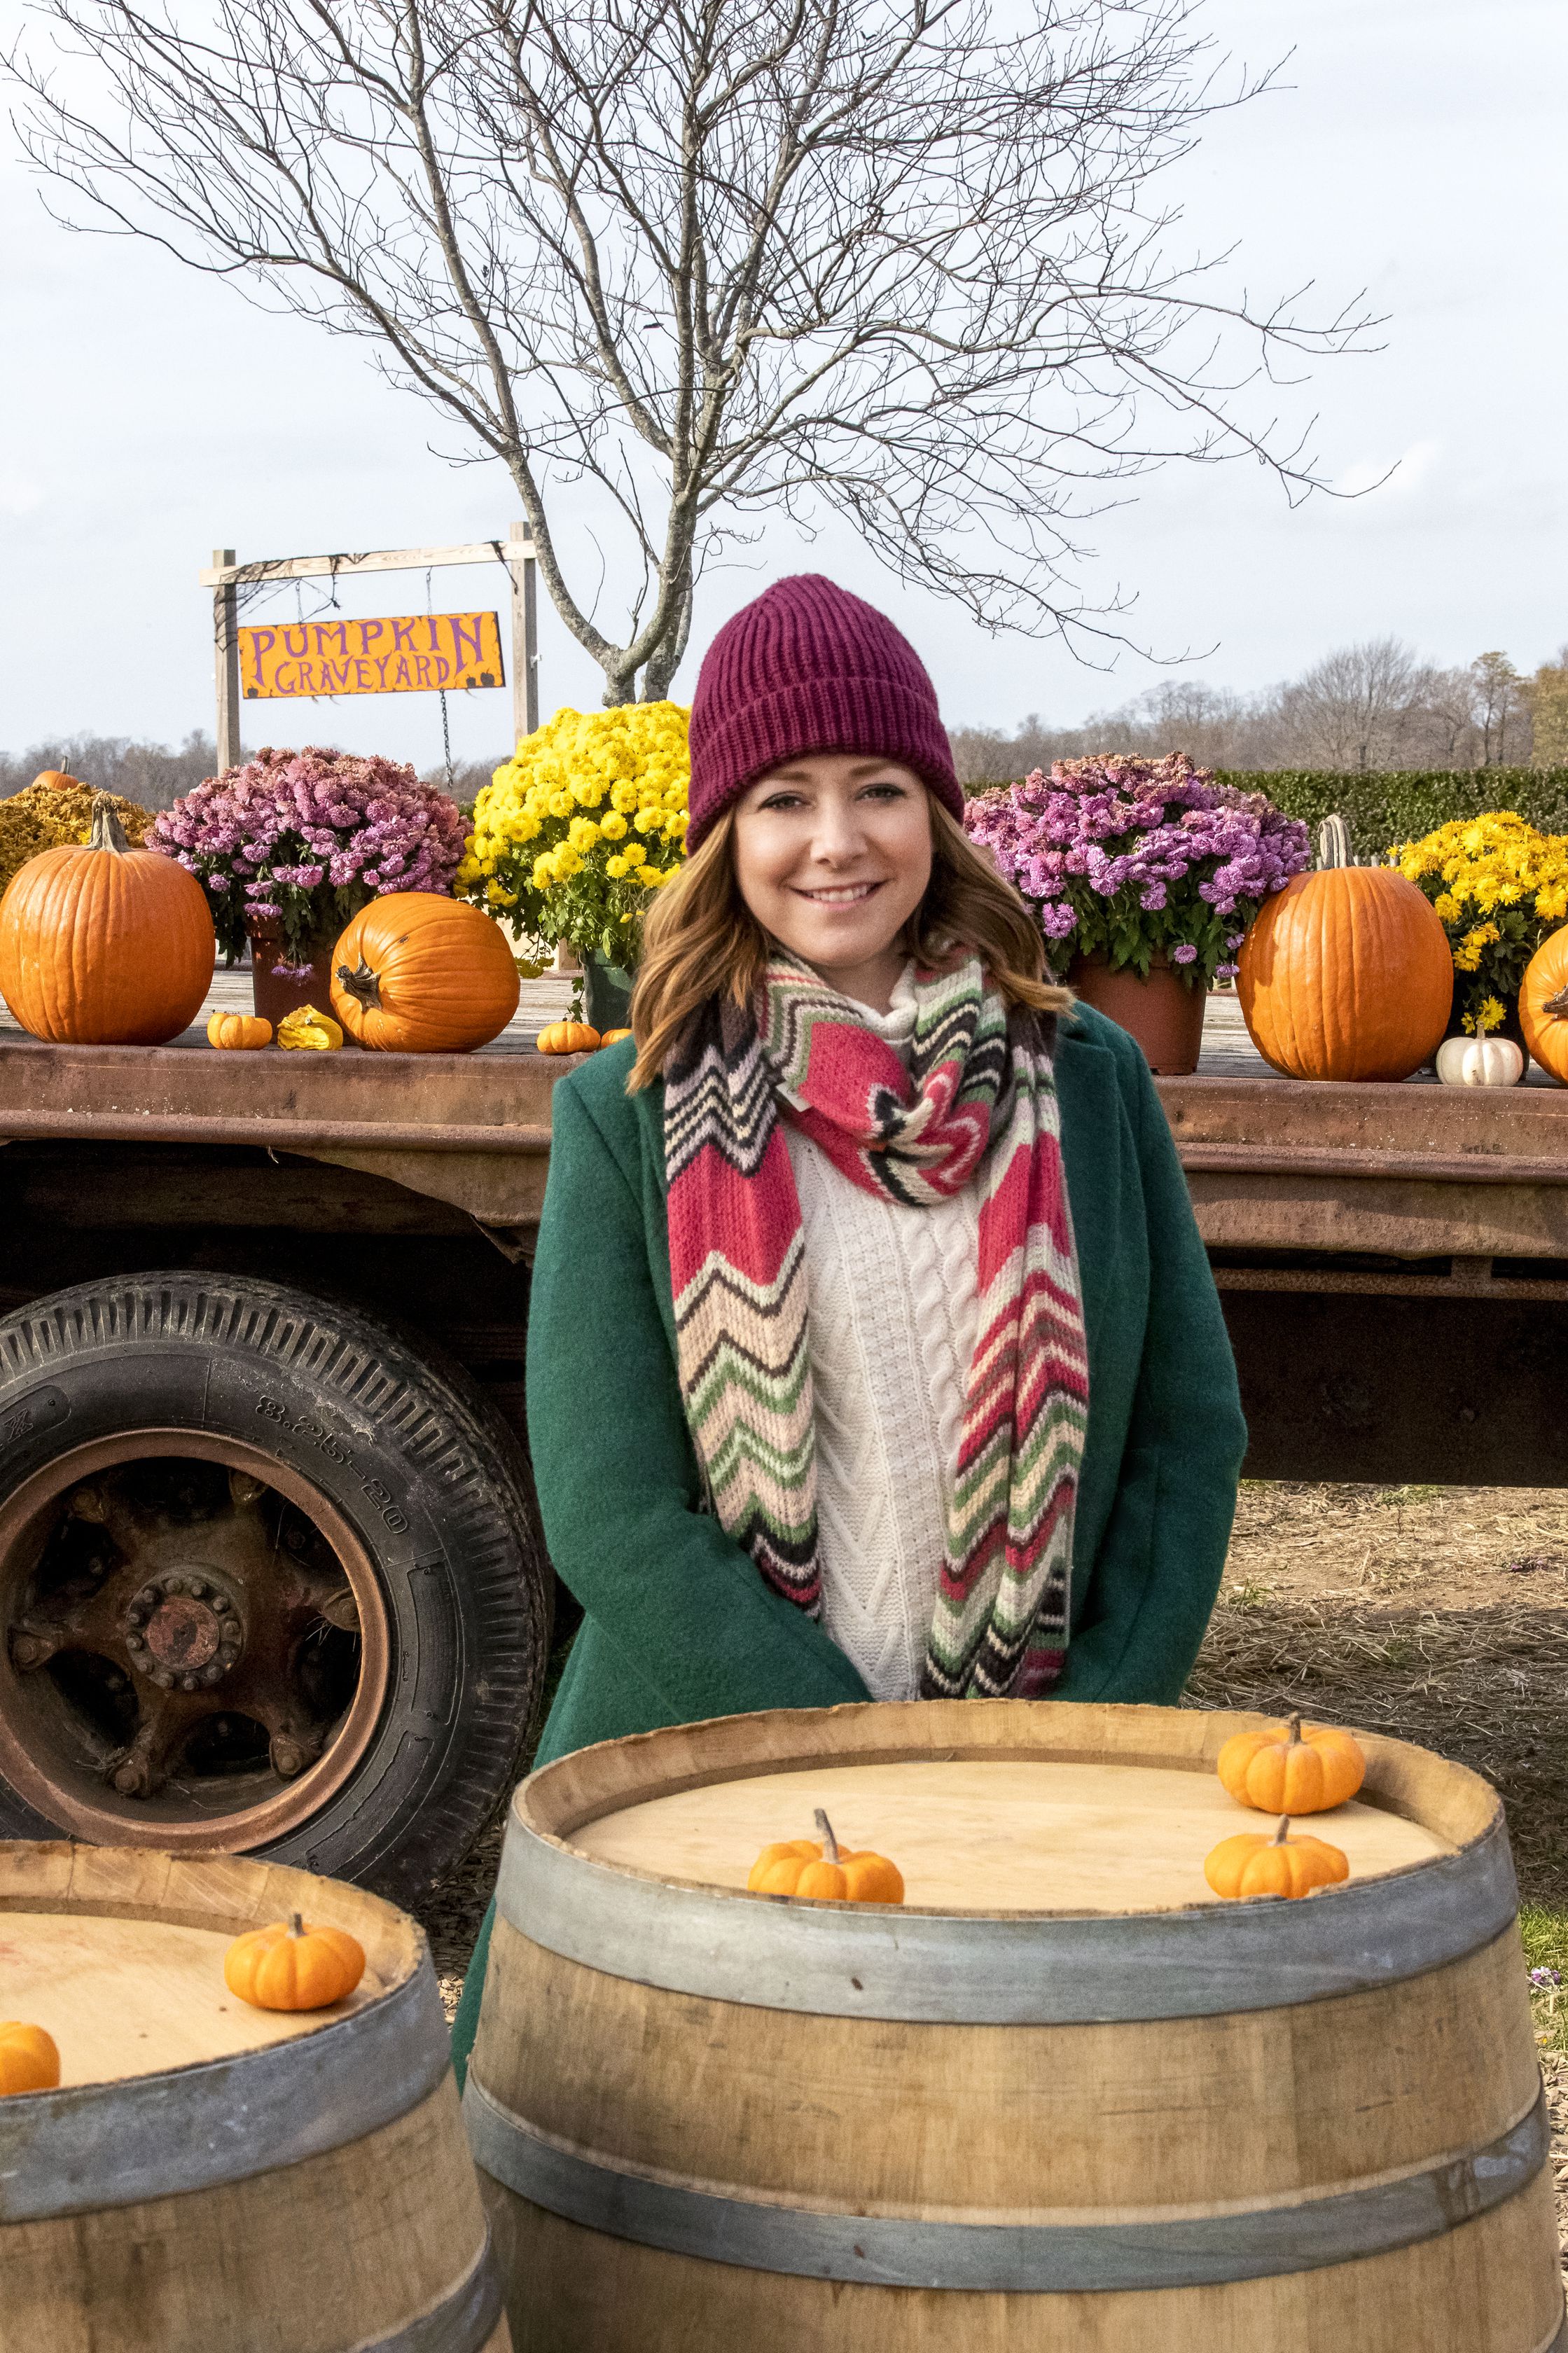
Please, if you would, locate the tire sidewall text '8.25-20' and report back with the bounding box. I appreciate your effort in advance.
[0,1272,551,1902]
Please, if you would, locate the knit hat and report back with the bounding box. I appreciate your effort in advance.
[686,574,962,849]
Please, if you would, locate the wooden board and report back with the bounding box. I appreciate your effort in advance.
[0,1909,385,2083]
[569,1758,1448,1913]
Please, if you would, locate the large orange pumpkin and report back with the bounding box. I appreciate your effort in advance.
[329,893,520,1052]
[1237,868,1453,1081]
[0,798,214,1045]
[1519,926,1568,1085]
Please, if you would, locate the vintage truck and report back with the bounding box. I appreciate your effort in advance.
[0,993,1562,1899]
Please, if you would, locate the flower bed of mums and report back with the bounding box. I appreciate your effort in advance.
[152,747,466,971]
[964,753,1310,987]
[1395,812,1568,1038]
[457,702,689,966]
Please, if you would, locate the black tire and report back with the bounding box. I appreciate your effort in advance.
[0,1272,552,1903]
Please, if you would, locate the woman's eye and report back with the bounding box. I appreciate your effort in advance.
[859,782,908,801]
[757,792,807,812]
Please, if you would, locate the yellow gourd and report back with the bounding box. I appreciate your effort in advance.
[748,1808,905,1905]
[536,1020,600,1055]
[276,1004,344,1052]
[207,1011,273,1050]
[223,1911,366,2011]
[0,2021,60,2096]
[1216,1712,1365,1815]
[1204,1817,1350,1901]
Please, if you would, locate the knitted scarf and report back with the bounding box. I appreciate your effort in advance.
[664,953,1088,1698]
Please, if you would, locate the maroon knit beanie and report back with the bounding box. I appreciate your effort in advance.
[686,574,962,849]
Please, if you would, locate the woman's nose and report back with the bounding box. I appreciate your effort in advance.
[805,803,864,864]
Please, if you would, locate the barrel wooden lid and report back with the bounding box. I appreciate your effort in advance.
[570,1757,1446,1913]
[0,1843,417,2088]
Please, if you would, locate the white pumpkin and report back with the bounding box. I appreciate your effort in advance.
[1435,1034,1525,1088]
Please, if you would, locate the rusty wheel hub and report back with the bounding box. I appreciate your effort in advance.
[0,1438,390,1846]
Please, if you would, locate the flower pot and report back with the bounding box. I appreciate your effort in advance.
[584,954,633,1034]
[1067,955,1206,1076]
[247,919,352,1033]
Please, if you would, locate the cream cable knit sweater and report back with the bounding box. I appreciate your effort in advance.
[782,970,980,1701]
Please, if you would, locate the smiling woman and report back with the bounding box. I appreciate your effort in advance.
[452,573,1248,2079]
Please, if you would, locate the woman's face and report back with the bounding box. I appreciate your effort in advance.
[731,754,933,1007]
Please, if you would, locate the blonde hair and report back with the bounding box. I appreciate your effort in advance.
[627,791,1071,1090]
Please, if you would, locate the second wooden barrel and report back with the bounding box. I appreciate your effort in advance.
[0,1841,509,2353]
[465,1700,1562,2352]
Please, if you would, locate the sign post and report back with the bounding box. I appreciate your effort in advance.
[200,530,540,768]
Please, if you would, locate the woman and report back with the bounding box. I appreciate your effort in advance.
[452,574,1245,2071]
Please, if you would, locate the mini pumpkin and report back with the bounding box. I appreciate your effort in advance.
[223,1911,366,2011]
[207,1011,272,1050]
[31,770,85,793]
[1519,926,1568,1086]
[599,1028,633,1048]
[0,796,215,1046]
[1204,1817,1350,1901]
[0,2021,60,2097]
[276,1004,344,1052]
[748,1808,905,1905]
[536,1020,601,1055]
[1216,1712,1366,1814]
[330,893,520,1052]
[1434,1033,1525,1088]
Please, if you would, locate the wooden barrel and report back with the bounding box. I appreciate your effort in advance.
[465,1700,1562,2352]
[0,1842,510,2353]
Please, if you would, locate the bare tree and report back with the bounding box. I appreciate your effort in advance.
[1469,650,1531,768]
[11,0,1366,704]
[1265,638,1430,774]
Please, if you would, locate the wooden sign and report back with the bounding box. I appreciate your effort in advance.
[240,612,504,700]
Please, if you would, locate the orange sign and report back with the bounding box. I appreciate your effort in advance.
[240,612,504,699]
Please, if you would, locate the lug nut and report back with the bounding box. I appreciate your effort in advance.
[165,1576,186,1597]
[111,1763,146,1796]
[180,1674,198,1692]
[125,1605,144,1626]
[126,1632,144,1652]
[11,1635,46,1670]
[211,1595,231,1616]
[153,1669,174,1689]
[270,1737,307,1779]
[188,1580,207,1599]
[202,1663,223,1686]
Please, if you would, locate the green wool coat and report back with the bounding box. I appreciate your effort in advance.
[451,1002,1247,2077]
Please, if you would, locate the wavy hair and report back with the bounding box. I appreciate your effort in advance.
[627,792,1071,1091]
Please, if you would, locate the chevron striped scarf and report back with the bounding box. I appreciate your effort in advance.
[664,953,1088,1699]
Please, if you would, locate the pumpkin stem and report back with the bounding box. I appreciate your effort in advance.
[813,1807,840,1866]
[335,959,382,1010]
[88,795,130,856]
[1286,1712,1303,1747]
[1271,1817,1292,1846]
[1543,986,1568,1019]
[288,1911,305,1938]
[1314,813,1353,870]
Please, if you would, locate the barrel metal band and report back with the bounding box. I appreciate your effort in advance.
[348,2230,503,2353]
[465,2076,1548,2294]
[0,1956,451,2221]
[497,1811,1518,2023]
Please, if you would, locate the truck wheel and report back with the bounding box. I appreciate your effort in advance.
[0,1273,552,1903]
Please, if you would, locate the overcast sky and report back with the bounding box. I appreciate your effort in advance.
[1,0,1564,770]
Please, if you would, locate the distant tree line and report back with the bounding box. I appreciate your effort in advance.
[10,636,1568,812]
[949,640,1568,784]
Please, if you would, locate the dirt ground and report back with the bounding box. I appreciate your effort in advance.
[415,1479,1568,2274]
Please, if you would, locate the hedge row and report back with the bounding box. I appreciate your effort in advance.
[1212,769,1568,857]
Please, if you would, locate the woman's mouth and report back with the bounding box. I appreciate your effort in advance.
[791,881,884,905]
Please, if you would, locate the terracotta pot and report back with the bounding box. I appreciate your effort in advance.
[246,918,354,1034]
[1067,955,1207,1076]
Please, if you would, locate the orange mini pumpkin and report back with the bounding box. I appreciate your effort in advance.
[31,770,85,793]
[748,1809,905,1905]
[207,1011,272,1050]
[536,1020,601,1055]
[1216,1712,1365,1815]
[330,893,520,1052]
[1204,1817,1350,1901]
[0,2021,60,2097]
[1237,866,1453,1081]
[223,1911,366,2011]
[0,798,214,1046]
[1519,926,1568,1086]
[599,1028,633,1048]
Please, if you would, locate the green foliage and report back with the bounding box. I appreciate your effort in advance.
[1213,770,1568,859]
